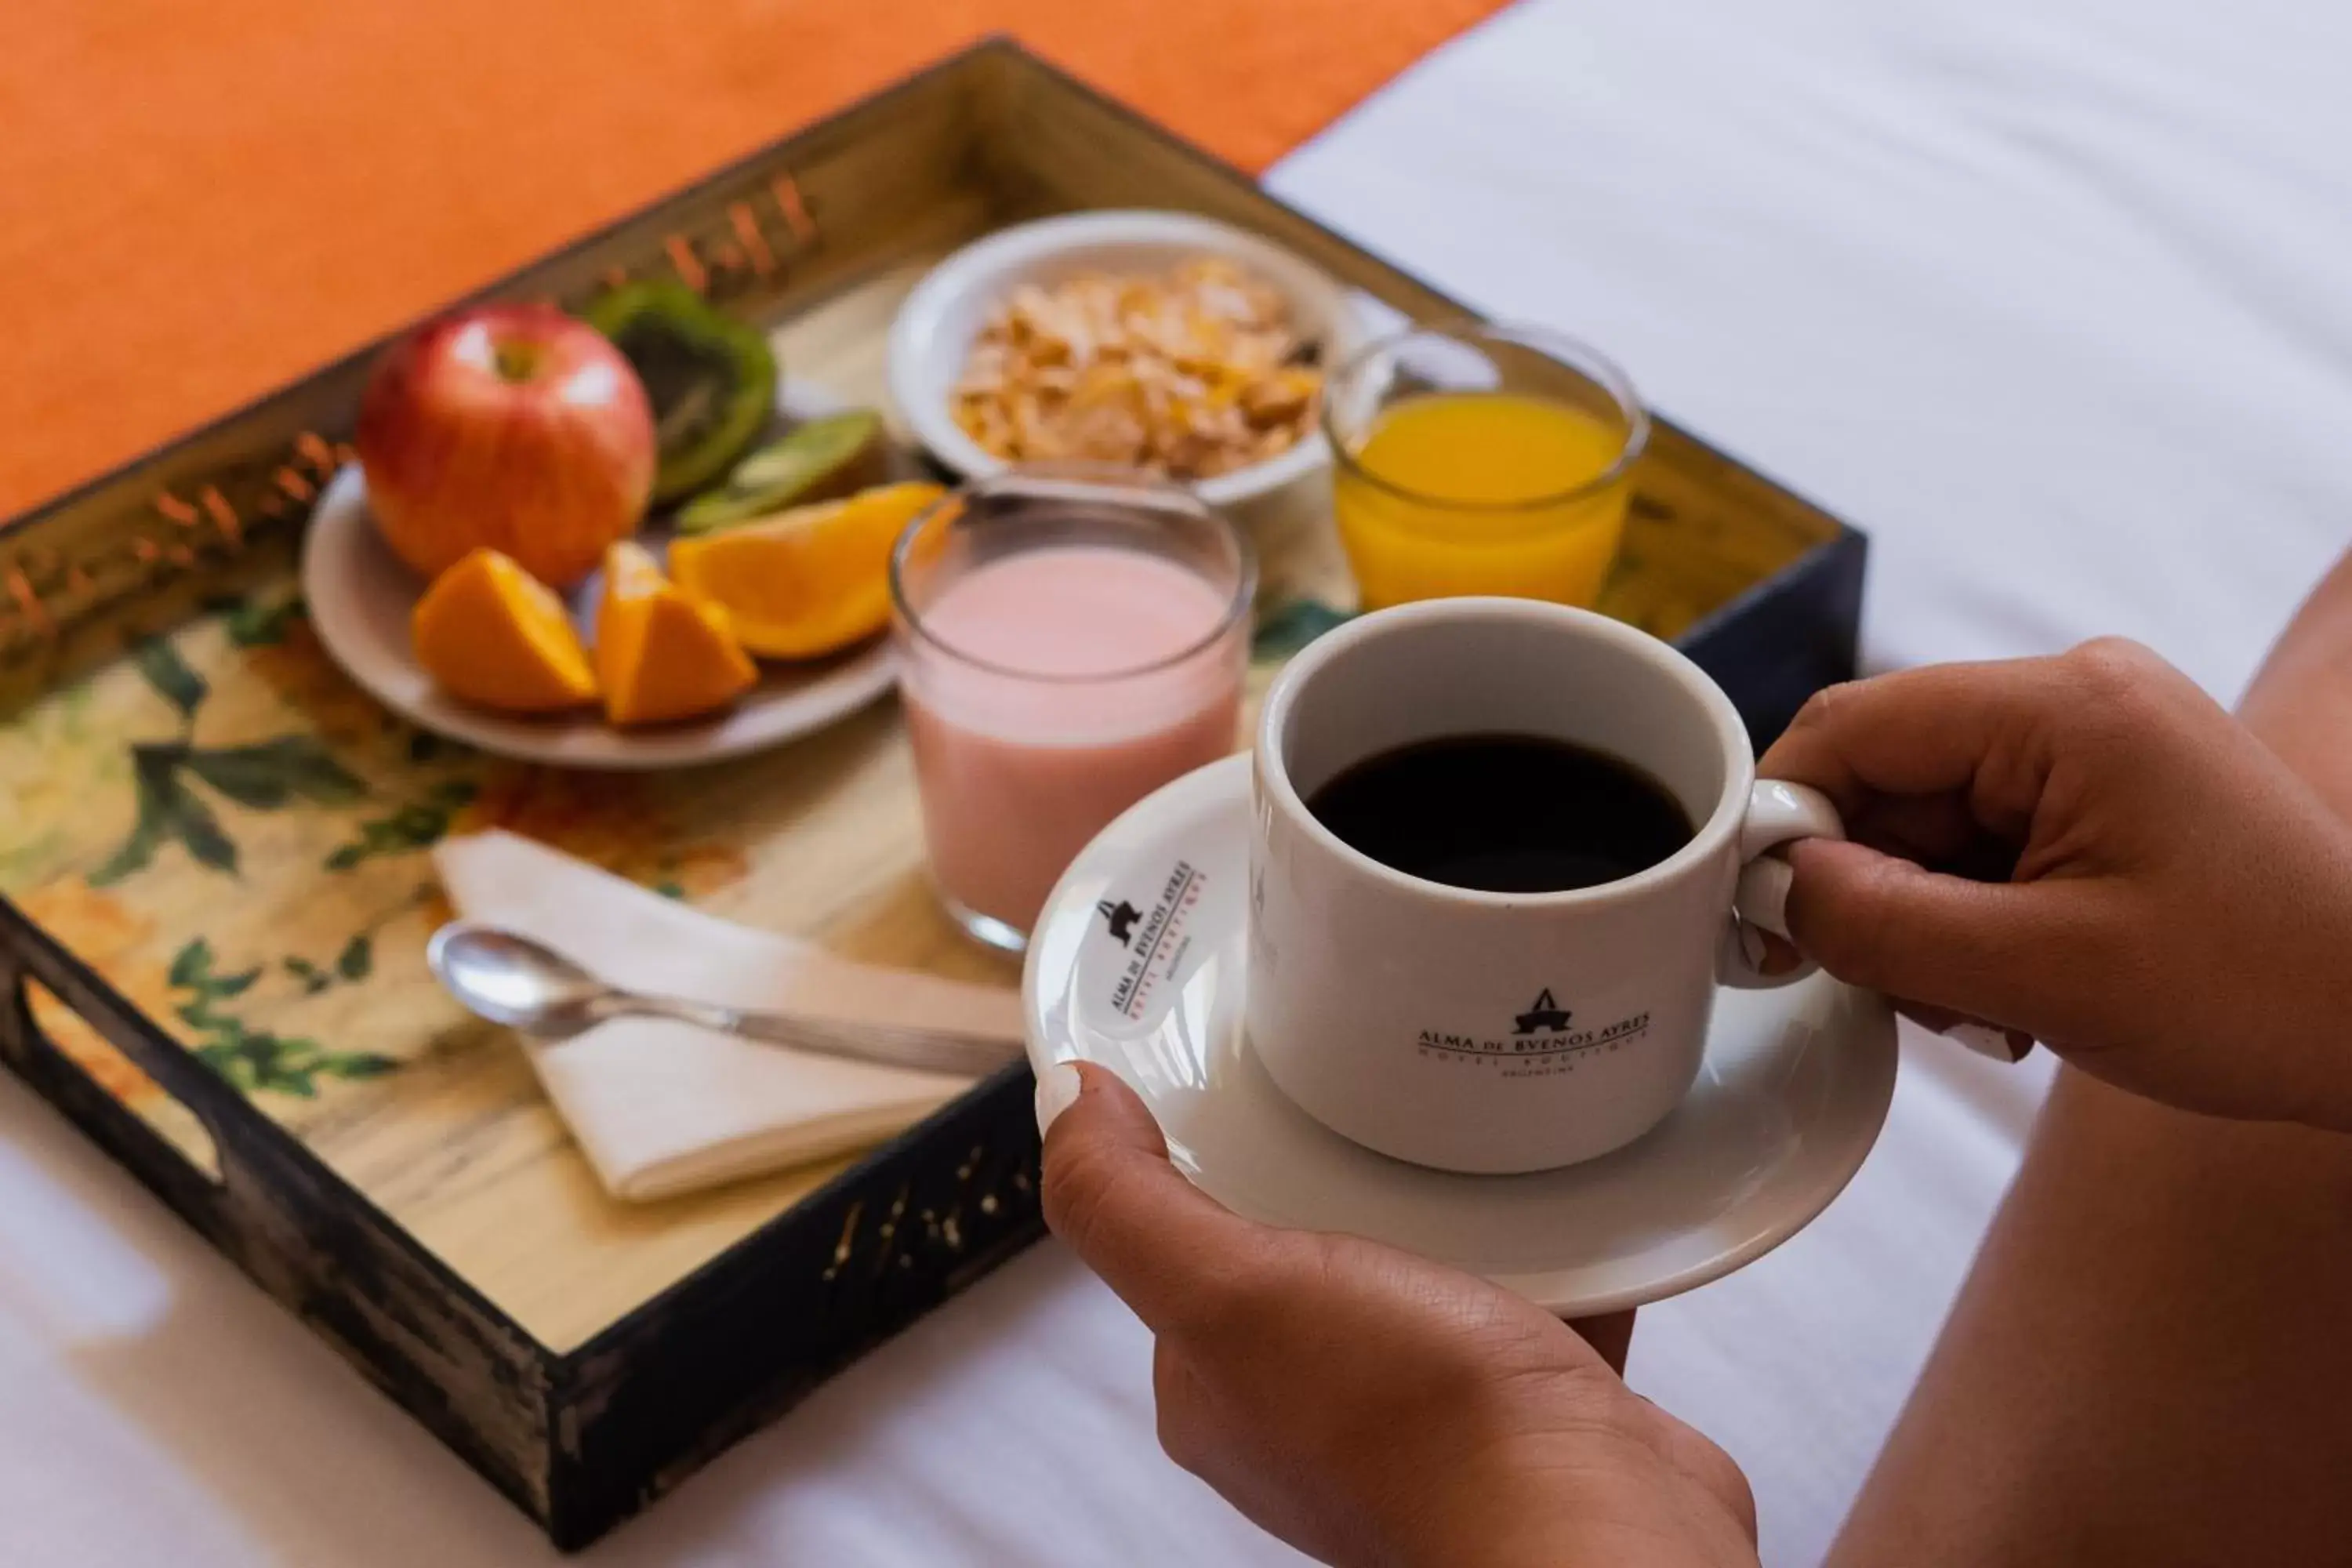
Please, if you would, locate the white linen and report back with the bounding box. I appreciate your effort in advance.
[433,830,1015,1201]
[7,1,2351,1562]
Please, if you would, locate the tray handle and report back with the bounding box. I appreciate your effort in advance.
[0,905,258,1199]
[0,897,562,1526]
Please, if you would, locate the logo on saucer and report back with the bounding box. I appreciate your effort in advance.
[1513,989,1573,1035]
[1105,863,1208,1020]
[1097,899,1143,947]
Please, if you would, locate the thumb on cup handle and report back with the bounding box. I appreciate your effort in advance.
[1716,779,1845,989]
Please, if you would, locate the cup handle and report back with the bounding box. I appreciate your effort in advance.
[1716,779,1846,989]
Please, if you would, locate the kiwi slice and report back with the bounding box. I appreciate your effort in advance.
[586,281,778,503]
[674,410,892,534]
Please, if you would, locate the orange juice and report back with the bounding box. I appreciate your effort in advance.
[1334,392,1635,610]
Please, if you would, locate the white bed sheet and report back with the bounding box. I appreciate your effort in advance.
[7,2,2350,1563]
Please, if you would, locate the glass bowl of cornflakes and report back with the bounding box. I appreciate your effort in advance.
[887,210,1367,528]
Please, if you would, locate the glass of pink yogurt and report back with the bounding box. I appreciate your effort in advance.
[890,466,1255,953]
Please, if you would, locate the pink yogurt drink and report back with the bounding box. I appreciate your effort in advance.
[893,475,1252,952]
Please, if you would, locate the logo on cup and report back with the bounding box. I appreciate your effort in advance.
[1513,989,1573,1035]
[1096,899,1143,946]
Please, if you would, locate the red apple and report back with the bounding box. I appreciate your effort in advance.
[354,303,655,590]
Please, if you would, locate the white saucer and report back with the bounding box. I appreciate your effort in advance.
[1023,753,1899,1316]
[301,464,896,771]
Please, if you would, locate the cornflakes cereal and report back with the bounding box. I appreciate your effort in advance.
[949,258,1323,481]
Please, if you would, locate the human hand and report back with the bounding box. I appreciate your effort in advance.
[1762,637,2352,1132]
[1037,1062,1758,1568]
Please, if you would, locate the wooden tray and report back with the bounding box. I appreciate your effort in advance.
[0,39,1866,1551]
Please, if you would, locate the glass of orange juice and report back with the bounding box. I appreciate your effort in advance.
[1323,324,1648,611]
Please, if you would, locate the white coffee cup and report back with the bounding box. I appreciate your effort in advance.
[1247,597,1844,1174]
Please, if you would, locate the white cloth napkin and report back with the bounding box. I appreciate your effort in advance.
[433,830,1024,1200]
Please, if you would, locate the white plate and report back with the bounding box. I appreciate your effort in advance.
[1022,753,1899,1316]
[299,465,897,770]
[887,210,1367,528]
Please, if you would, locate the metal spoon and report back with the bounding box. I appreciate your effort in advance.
[425,922,1022,1078]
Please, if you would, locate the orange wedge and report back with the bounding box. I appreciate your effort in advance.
[593,541,757,727]
[667,481,944,659]
[412,548,597,713]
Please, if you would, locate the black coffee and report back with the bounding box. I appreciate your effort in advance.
[1305,732,1693,894]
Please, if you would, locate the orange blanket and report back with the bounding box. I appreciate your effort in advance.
[0,0,1508,519]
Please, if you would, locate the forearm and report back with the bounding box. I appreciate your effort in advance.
[1421,1505,1760,1568]
[2241,547,2352,800]
[1395,1422,1759,1568]
[2233,547,2352,1134]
